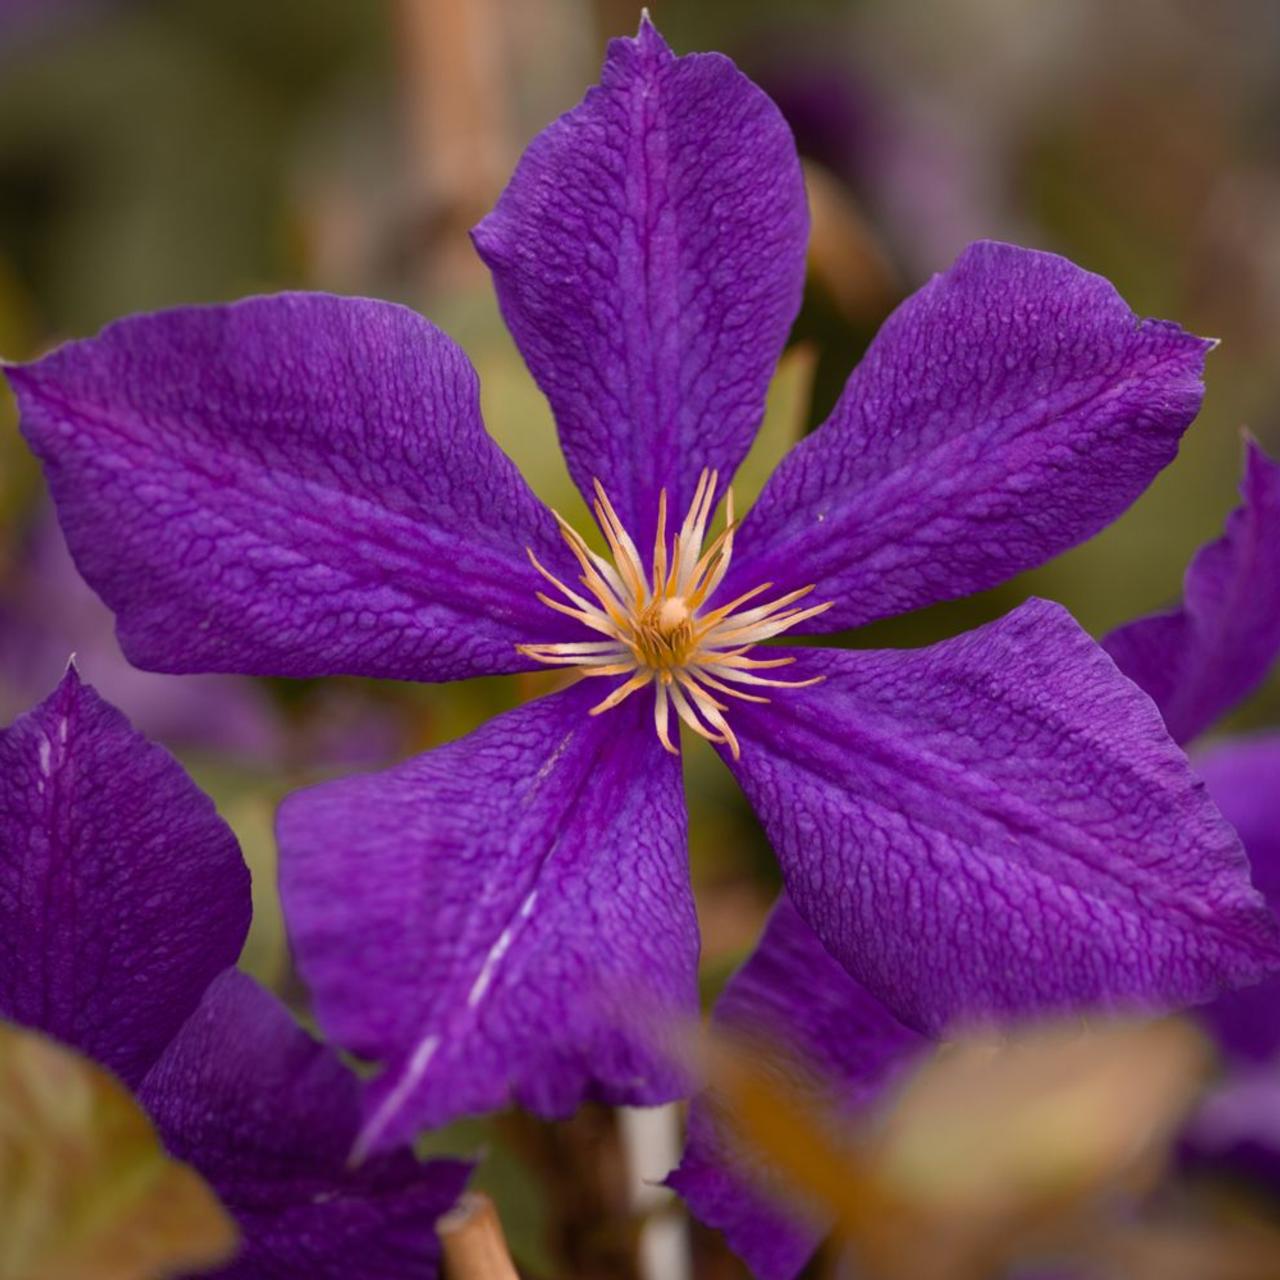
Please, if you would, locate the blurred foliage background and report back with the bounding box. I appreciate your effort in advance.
[4,2,1280,1276]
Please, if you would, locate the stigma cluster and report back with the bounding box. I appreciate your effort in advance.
[518,469,831,757]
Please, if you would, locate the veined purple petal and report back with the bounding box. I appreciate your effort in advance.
[1104,440,1280,745]
[7,293,575,683]
[725,600,1280,1035]
[139,969,470,1280]
[279,682,696,1154]
[723,242,1211,632]
[1195,733,1280,1063]
[0,670,249,1088]
[472,16,808,548]
[670,896,925,1280]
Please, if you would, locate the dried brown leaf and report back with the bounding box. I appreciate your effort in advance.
[0,1021,237,1280]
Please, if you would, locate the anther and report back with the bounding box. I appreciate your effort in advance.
[517,469,830,758]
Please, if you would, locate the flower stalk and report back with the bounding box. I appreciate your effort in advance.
[439,1193,521,1280]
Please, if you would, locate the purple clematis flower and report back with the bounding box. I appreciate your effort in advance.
[0,668,467,1279]
[7,17,1280,1157]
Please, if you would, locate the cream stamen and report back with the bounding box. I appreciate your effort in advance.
[516,469,831,758]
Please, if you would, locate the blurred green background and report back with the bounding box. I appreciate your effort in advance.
[3,3,1280,1275]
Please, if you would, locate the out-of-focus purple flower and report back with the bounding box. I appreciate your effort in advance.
[0,669,467,1278]
[0,507,282,759]
[1188,736,1280,1067]
[1081,440,1280,1203]
[1174,744,1280,1197]
[0,507,409,768]
[1102,439,1280,1066]
[7,17,1278,1158]
[670,897,925,1279]
[0,0,105,48]
[1105,439,1280,747]
[751,51,997,274]
[1182,1065,1280,1192]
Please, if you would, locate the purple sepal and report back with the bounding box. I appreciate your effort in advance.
[0,668,249,1087]
[725,600,1280,1035]
[1105,439,1280,745]
[673,1110,822,1280]
[140,969,471,1280]
[473,15,808,547]
[723,241,1212,633]
[279,681,697,1155]
[7,292,577,683]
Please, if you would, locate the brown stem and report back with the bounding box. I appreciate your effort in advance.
[395,0,510,294]
[440,1192,521,1280]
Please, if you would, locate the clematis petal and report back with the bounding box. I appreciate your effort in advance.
[723,241,1212,632]
[0,669,248,1088]
[1104,439,1280,745]
[724,600,1280,1035]
[669,896,924,1280]
[1193,733,1280,1063]
[472,16,808,548]
[139,969,470,1280]
[278,681,696,1154]
[7,293,575,682]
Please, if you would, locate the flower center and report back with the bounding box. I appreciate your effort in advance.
[517,470,831,758]
[635,596,695,668]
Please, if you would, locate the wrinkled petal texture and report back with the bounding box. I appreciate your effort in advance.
[8,293,575,682]
[472,17,808,547]
[726,600,1280,1035]
[670,896,925,1280]
[140,970,470,1280]
[724,242,1212,632]
[0,670,249,1088]
[1105,440,1280,745]
[279,681,696,1154]
[1194,733,1280,1063]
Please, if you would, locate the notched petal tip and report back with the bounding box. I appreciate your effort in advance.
[2,357,60,423]
[40,658,99,722]
[1243,430,1280,481]
[633,7,671,54]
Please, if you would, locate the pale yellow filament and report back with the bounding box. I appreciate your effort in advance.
[517,469,831,758]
